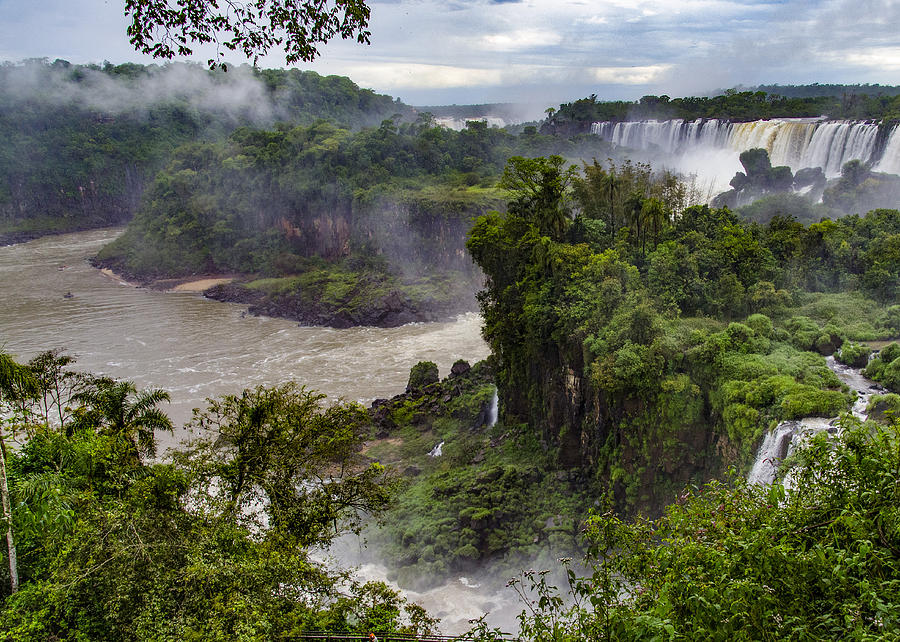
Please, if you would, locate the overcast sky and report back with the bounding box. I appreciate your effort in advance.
[2,0,900,113]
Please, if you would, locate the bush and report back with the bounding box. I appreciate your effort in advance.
[835,340,873,368]
[407,361,439,391]
[745,313,774,339]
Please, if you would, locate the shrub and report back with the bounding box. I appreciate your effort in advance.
[407,361,439,391]
[835,340,873,368]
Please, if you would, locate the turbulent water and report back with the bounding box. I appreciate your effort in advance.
[747,355,882,485]
[591,118,895,193]
[0,229,490,444]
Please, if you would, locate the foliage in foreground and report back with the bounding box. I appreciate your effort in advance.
[469,417,900,641]
[0,352,434,640]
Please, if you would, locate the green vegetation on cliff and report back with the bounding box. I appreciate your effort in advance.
[364,359,588,589]
[467,156,900,514]
[470,417,900,641]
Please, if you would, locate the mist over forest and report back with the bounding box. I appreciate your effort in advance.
[4,52,900,639]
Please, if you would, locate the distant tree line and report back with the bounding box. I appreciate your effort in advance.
[0,59,414,241]
[544,86,900,135]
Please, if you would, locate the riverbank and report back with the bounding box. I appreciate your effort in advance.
[92,256,480,329]
[97,264,236,292]
[204,277,478,329]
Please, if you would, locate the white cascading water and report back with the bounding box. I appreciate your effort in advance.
[748,355,883,486]
[591,118,890,179]
[876,126,900,175]
[487,388,498,427]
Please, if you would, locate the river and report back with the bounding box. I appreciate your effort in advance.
[0,228,518,633]
[0,229,490,443]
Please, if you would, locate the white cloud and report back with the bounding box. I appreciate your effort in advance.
[822,46,900,72]
[589,65,673,84]
[480,29,564,51]
[3,0,900,105]
[578,16,610,25]
[346,63,506,89]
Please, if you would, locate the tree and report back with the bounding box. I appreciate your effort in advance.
[182,383,393,544]
[124,0,372,68]
[499,155,576,240]
[0,352,33,595]
[0,375,420,638]
[70,379,173,461]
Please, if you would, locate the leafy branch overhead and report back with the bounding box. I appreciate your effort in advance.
[123,0,372,67]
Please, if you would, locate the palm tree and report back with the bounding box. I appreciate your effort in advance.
[72,379,173,461]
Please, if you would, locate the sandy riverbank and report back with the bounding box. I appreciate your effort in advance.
[169,277,234,292]
[98,267,234,292]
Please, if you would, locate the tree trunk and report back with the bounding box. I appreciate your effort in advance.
[0,437,18,594]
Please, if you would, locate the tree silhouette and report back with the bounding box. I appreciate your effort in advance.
[124,0,371,68]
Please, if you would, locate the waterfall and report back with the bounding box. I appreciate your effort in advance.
[428,441,444,458]
[747,422,797,485]
[591,118,889,179]
[748,355,883,486]
[875,124,900,175]
[487,388,498,428]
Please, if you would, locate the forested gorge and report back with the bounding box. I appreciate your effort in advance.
[0,59,414,243]
[7,70,900,639]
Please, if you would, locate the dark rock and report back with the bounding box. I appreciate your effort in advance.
[204,283,265,305]
[450,360,471,377]
[403,465,422,477]
[794,166,826,189]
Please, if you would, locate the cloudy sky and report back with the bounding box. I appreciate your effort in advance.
[1,0,899,112]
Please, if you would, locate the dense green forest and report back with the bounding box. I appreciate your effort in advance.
[316,156,900,606]
[466,156,900,514]
[93,118,617,325]
[6,149,900,635]
[0,59,413,242]
[7,58,900,636]
[544,86,900,134]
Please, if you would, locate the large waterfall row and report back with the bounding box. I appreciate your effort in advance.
[591,118,891,178]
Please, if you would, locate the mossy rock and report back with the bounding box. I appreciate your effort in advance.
[867,393,900,422]
[836,341,872,368]
[407,361,439,391]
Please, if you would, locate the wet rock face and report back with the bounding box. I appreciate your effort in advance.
[450,359,471,377]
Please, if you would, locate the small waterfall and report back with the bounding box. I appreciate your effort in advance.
[487,388,498,427]
[428,441,444,458]
[748,422,796,485]
[592,118,886,178]
[748,355,881,485]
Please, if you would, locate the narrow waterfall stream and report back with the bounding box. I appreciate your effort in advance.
[748,355,884,485]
